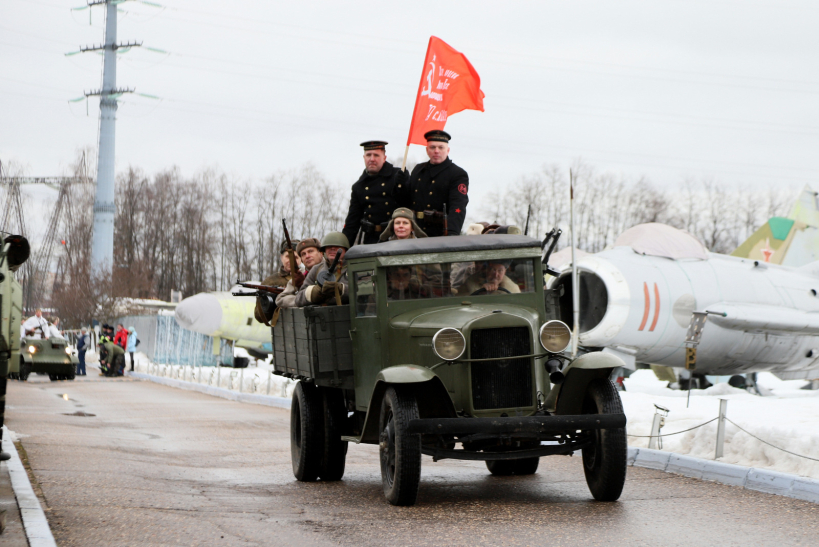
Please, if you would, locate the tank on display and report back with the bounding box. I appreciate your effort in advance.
[553,223,819,380]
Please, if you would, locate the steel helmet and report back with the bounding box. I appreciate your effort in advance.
[320,232,350,251]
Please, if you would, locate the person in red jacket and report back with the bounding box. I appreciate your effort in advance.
[113,324,128,349]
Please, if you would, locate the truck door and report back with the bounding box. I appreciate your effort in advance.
[350,268,384,411]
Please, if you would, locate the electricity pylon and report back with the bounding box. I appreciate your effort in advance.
[77,0,141,274]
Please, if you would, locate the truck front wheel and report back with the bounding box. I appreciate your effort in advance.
[291,382,323,482]
[379,386,421,506]
[581,378,627,501]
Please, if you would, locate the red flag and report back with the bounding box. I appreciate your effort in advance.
[406,37,485,146]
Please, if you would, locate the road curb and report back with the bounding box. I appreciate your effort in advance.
[628,447,819,503]
[128,372,291,410]
[1,426,57,547]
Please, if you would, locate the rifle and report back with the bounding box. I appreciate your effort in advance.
[443,204,448,236]
[541,228,562,277]
[524,205,531,236]
[282,218,298,276]
[233,281,285,324]
[315,250,344,306]
[233,281,285,295]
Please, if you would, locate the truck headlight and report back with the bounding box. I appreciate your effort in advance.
[432,328,466,361]
[65,347,72,355]
[27,345,37,354]
[540,320,572,353]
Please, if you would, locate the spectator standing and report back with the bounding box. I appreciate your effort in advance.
[114,324,128,349]
[76,328,89,376]
[126,326,138,372]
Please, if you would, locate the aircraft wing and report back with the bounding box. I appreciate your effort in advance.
[706,303,819,335]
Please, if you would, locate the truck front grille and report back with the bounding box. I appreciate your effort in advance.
[470,327,533,410]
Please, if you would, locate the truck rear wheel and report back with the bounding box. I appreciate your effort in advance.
[291,382,323,482]
[379,386,421,506]
[319,387,348,481]
[581,379,627,501]
[486,457,539,476]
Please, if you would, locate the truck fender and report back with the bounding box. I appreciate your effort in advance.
[360,365,456,443]
[544,351,625,415]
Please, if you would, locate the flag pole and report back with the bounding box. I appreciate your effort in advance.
[401,145,410,171]
[570,169,579,358]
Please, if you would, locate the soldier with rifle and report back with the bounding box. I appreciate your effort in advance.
[276,237,323,309]
[253,228,303,324]
[394,130,469,237]
[295,232,350,307]
[342,140,408,246]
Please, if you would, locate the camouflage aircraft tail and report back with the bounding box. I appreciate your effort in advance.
[732,185,819,267]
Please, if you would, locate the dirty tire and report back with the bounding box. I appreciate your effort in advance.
[18,360,30,382]
[581,378,627,501]
[48,374,58,382]
[379,386,421,506]
[291,382,324,482]
[319,387,348,481]
[486,457,539,476]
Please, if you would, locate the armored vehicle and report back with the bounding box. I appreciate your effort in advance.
[272,235,627,506]
[16,336,77,381]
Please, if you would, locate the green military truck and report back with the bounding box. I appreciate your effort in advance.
[1,235,29,461]
[272,235,627,506]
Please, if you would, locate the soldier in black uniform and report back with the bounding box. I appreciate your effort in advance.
[394,130,469,237]
[342,140,408,245]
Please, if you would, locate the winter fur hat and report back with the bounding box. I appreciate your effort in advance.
[295,238,321,256]
[379,207,428,242]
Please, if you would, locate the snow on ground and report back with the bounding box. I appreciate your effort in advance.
[622,370,819,479]
[133,358,296,399]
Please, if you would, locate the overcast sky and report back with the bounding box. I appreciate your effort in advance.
[3,0,819,209]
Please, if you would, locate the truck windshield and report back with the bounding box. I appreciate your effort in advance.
[385,259,536,301]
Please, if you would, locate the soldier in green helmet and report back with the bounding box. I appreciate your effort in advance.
[294,232,350,307]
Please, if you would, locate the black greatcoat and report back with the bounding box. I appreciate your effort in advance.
[342,161,407,245]
[395,157,469,237]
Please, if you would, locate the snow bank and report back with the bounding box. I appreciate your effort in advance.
[623,370,819,479]
[133,359,296,399]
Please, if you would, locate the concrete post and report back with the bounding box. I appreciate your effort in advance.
[239,367,244,393]
[715,398,728,459]
[267,370,272,395]
[217,365,221,388]
[649,413,662,450]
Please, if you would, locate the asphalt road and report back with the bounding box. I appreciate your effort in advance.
[5,372,819,547]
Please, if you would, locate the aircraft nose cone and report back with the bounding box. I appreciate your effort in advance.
[175,293,224,335]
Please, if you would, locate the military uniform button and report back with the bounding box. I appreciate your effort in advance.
[432,180,435,183]
[368,205,372,208]
[418,178,421,181]
[365,196,369,200]
[429,192,433,195]
[365,187,369,190]
[383,192,386,196]
[382,183,385,186]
